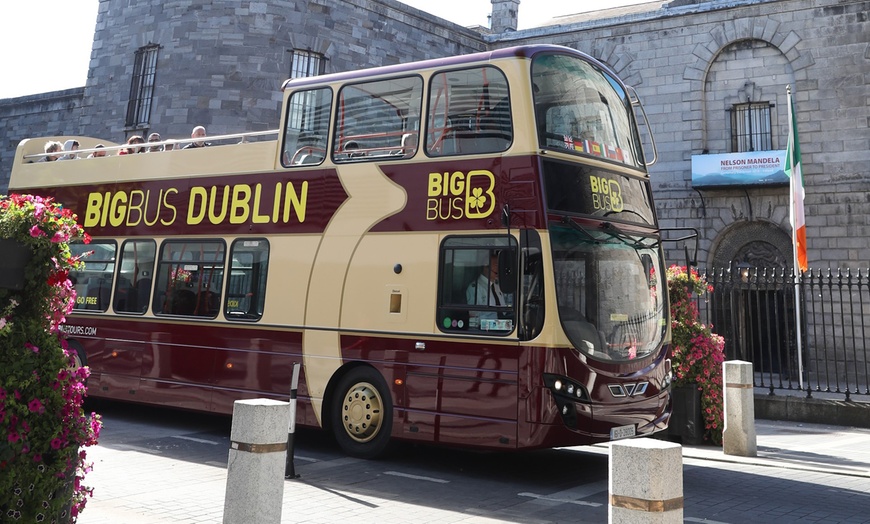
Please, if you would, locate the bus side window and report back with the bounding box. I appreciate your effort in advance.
[153,240,226,319]
[427,66,512,157]
[332,75,423,163]
[437,237,517,335]
[282,87,331,168]
[225,239,269,321]
[113,239,156,315]
[69,240,117,313]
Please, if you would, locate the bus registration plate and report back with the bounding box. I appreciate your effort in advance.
[610,424,636,440]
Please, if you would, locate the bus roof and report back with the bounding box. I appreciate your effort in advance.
[280,44,605,91]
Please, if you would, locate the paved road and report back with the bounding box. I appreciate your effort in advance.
[77,399,870,523]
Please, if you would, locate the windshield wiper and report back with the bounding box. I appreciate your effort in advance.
[602,222,660,250]
[560,216,600,244]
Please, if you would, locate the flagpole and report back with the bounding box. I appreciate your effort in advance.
[787,85,805,391]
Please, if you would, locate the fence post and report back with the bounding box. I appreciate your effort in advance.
[223,398,291,524]
[723,360,757,457]
[609,439,683,523]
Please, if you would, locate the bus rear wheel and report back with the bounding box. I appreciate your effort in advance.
[331,367,392,459]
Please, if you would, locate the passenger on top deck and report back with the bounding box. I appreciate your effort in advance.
[119,135,145,155]
[37,140,63,162]
[183,126,211,149]
[147,132,163,152]
[87,144,108,158]
[57,140,80,161]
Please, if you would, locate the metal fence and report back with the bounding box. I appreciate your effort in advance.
[693,268,870,400]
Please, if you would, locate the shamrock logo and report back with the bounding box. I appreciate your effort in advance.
[468,187,486,211]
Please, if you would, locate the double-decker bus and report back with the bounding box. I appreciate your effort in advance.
[10,45,672,458]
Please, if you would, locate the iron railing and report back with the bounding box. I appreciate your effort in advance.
[692,268,870,401]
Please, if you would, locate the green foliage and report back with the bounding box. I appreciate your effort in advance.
[0,194,101,522]
[667,265,725,445]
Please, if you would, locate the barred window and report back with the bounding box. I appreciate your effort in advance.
[730,102,773,152]
[125,44,159,128]
[290,49,324,79]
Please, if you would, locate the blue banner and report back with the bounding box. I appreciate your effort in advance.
[691,150,787,188]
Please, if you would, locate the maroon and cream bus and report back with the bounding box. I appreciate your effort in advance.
[10,45,673,458]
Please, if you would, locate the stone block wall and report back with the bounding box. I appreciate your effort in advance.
[0,89,85,186]
[497,0,870,272]
[2,0,868,277]
[77,0,486,146]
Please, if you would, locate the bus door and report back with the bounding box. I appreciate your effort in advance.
[401,236,520,447]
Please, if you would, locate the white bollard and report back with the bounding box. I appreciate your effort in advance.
[609,439,683,524]
[223,398,291,524]
[723,360,757,457]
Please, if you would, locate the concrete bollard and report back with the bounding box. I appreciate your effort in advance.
[723,360,757,457]
[609,439,683,524]
[223,398,291,524]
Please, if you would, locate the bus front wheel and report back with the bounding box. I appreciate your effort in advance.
[330,367,393,459]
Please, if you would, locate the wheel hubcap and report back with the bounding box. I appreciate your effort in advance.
[341,381,382,443]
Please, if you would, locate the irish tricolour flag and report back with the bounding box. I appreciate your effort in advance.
[785,87,808,272]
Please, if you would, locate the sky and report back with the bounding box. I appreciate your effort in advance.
[0,0,648,99]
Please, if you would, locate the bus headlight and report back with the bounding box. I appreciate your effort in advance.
[543,374,589,402]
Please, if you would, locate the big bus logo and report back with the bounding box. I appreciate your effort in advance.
[426,170,496,221]
[589,175,624,213]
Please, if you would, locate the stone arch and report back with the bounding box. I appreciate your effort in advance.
[682,17,815,153]
[708,220,793,270]
[562,39,643,88]
[591,41,642,88]
[704,40,794,152]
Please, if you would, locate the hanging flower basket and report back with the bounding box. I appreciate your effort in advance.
[0,238,33,290]
[666,265,726,445]
[0,194,100,521]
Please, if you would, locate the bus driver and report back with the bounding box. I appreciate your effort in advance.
[466,251,508,306]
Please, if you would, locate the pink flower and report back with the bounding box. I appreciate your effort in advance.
[50,438,63,450]
[28,398,44,413]
[29,224,46,237]
[8,432,20,443]
[51,230,70,243]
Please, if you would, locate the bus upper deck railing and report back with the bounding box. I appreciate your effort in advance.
[21,129,279,163]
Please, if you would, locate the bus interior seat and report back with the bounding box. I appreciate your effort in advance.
[452,265,482,305]
[135,278,152,313]
[295,153,322,165]
[170,289,197,316]
[196,291,220,317]
[112,276,133,311]
[85,277,111,311]
[439,131,458,155]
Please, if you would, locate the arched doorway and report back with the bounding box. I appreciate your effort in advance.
[708,221,798,377]
[709,220,792,270]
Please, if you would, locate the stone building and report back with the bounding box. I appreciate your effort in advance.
[1,0,867,271]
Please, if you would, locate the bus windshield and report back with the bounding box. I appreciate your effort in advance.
[550,222,666,362]
[533,52,640,168]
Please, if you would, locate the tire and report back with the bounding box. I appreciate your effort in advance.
[330,367,393,459]
[67,340,87,369]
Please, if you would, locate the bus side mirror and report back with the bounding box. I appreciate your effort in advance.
[498,249,517,295]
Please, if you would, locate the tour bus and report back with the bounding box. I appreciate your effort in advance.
[10,45,672,458]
